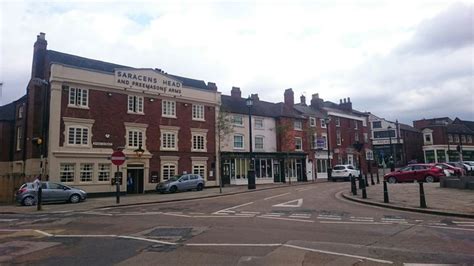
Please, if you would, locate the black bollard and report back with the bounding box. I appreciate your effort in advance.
[376,170,380,184]
[370,172,375,185]
[37,186,42,211]
[365,173,369,187]
[351,176,357,195]
[419,182,427,208]
[361,177,367,199]
[358,175,363,190]
[383,180,389,203]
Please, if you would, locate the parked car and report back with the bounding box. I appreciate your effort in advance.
[459,162,473,172]
[446,162,470,173]
[16,182,87,206]
[434,163,465,177]
[156,174,205,193]
[384,164,445,184]
[331,164,360,181]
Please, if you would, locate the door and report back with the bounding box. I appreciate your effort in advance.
[273,163,281,182]
[127,166,144,194]
[222,162,231,185]
[347,154,354,166]
[178,175,190,190]
[47,182,69,201]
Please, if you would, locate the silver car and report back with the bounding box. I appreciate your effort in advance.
[16,182,87,206]
[156,174,205,193]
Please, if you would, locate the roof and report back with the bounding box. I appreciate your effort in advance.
[47,50,209,90]
[453,118,474,132]
[446,123,474,134]
[294,104,326,118]
[221,95,302,119]
[399,123,421,133]
[0,101,16,121]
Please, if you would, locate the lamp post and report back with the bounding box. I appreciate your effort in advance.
[246,96,256,189]
[134,145,145,158]
[324,117,332,181]
[353,141,366,198]
[388,125,395,171]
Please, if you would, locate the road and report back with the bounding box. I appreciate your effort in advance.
[1,182,473,265]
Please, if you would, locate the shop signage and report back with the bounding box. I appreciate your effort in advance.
[115,69,183,96]
[93,142,113,147]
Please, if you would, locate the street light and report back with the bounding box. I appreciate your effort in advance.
[324,117,332,181]
[134,145,145,157]
[387,125,395,172]
[246,96,256,189]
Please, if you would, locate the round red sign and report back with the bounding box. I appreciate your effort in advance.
[111,150,126,166]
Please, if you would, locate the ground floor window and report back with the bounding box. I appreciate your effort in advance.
[80,164,93,182]
[436,150,446,162]
[98,164,111,181]
[316,159,327,173]
[255,158,273,178]
[193,163,206,179]
[60,163,75,183]
[162,163,177,180]
[425,150,435,163]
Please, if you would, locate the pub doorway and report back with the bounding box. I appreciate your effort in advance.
[127,164,144,194]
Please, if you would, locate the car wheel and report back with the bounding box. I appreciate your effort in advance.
[197,183,204,191]
[69,194,81,203]
[425,175,434,183]
[387,176,397,184]
[169,186,177,193]
[22,196,35,206]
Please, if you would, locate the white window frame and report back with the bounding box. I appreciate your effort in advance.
[448,134,453,142]
[192,104,205,121]
[424,133,433,145]
[294,120,303,131]
[98,163,111,182]
[232,115,244,126]
[467,135,473,143]
[162,163,177,180]
[68,87,89,108]
[254,118,264,129]
[295,137,303,151]
[192,133,206,152]
[233,134,244,149]
[127,129,144,149]
[320,118,327,128]
[255,135,264,150]
[192,163,206,179]
[128,95,144,114]
[461,135,466,143]
[355,133,359,142]
[162,100,176,118]
[354,120,358,129]
[309,117,316,127]
[161,131,178,151]
[80,163,93,182]
[16,127,22,151]
[335,117,340,127]
[18,105,24,119]
[60,163,75,183]
[321,133,328,149]
[454,134,459,143]
[336,130,342,145]
[67,126,90,147]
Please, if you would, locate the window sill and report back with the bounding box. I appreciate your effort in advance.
[67,105,89,110]
[65,145,92,149]
[161,148,179,151]
[192,150,207,152]
[127,111,145,115]
[163,115,177,119]
[192,118,205,122]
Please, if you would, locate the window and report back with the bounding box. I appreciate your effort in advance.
[255,136,264,150]
[364,133,368,142]
[193,164,206,179]
[354,120,358,129]
[192,134,205,151]
[454,134,459,143]
[295,137,302,151]
[67,126,89,146]
[128,95,144,114]
[16,127,22,151]
[336,130,341,145]
[372,121,382,128]
[68,87,88,108]
[373,130,395,138]
[60,163,75,182]
[18,105,24,119]
[98,164,111,181]
[310,117,316,127]
[468,135,473,143]
[294,120,303,130]
[320,118,327,128]
[335,117,340,127]
[448,134,453,142]
[127,130,143,148]
[355,133,359,142]
[162,100,176,117]
[234,135,244,149]
[461,135,466,143]
[232,115,243,126]
[161,132,177,150]
[162,163,176,180]
[80,164,93,182]
[321,133,328,149]
[192,104,205,120]
[255,118,264,129]
[424,134,432,143]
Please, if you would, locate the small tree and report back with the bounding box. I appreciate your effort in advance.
[275,121,293,184]
[217,107,234,192]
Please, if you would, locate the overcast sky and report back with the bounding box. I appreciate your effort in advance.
[1,0,472,124]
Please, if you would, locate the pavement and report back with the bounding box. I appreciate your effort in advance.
[2,178,473,219]
[342,180,474,218]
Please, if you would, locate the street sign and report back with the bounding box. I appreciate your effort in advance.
[111,150,126,166]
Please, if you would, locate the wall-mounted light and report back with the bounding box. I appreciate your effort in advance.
[134,145,145,158]
[149,98,155,102]
[105,134,110,139]
[107,92,112,97]
[184,103,188,107]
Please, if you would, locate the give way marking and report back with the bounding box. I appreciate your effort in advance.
[272,198,303,208]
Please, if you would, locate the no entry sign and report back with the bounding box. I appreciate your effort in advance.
[111,150,126,166]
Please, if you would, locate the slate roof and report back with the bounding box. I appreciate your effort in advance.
[446,123,474,134]
[453,118,474,132]
[47,50,209,90]
[399,123,421,133]
[294,103,326,118]
[221,95,302,119]
[0,101,16,121]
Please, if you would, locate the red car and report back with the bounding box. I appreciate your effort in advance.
[434,163,465,177]
[384,164,445,184]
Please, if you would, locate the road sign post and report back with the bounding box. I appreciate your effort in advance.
[111,150,126,204]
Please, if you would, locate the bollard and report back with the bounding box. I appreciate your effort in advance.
[37,186,42,211]
[419,182,427,208]
[376,170,380,184]
[358,175,363,190]
[351,176,357,195]
[383,180,389,203]
[370,172,375,185]
[365,173,369,187]
[361,177,367,199]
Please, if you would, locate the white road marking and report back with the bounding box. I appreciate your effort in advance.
[350,219,375,222]
[320,221,404,225]
[55,234,118,238]
[427,226,474,232]
[428,223,448,226]
[317,217,342,220]
[350,216,373,220]
[162,212,192,218]
[0,219,19,222]
[258,216,314,223]
[193,215,251,218]
[296,187,314,192]
[213,202,254,214]
[34,230,53,237]
[282,244,393,264]
[452,221,474,224]
[214,213,230,215]
[272,198,303,208]
[235,213,256,217]
[80,211,113,216]
[189,212,205,215]
[186,243,282,247]
[456,224,474,227]
[290,213,311,217]
[118,235,177,245]
[289,215,311,219]
[415,220,424,222]
[264,193,290,201]
[240,211,260,214]
[167,212,183,214]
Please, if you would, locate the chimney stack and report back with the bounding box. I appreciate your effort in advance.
[284,88,294,108]
[32,32,48,79]
[251,93,259,101]
[207,82,217,91]
[339,96,353,111]
[231,87,241,98]
[310,93,324,109]
[300,95,306,105]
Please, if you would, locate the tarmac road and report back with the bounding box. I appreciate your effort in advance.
[1,182,473,265]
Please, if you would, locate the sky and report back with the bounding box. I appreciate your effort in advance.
[0,0,473,125]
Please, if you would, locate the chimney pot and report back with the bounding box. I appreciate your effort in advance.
[339,99,342,104]
[343,98,347,103]
[347,97,351,103]
[300,95,306,105]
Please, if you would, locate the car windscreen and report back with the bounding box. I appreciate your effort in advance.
[333,166,345,170]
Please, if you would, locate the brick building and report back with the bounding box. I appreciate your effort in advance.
[0,33,221,194]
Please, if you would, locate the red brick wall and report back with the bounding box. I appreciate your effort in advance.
[0,122,13,161]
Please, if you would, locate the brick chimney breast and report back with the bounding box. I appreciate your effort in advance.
[231,87,241,98]
[300,95,306,105]
[284,88,294,107]
[207,82,218,91]
[310,93,324,109]
[251,93,259,101]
